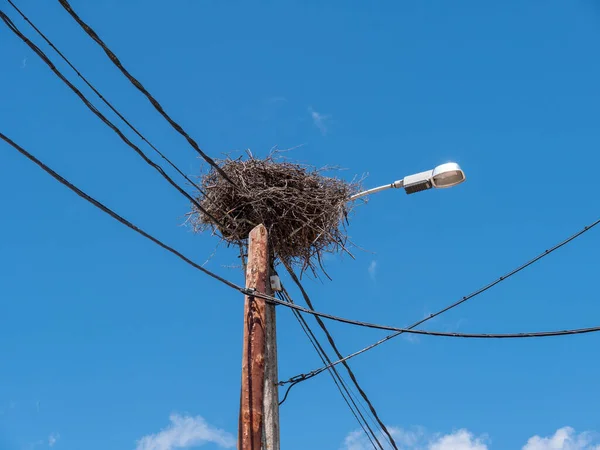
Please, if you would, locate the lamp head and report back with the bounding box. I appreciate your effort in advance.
[400,162,466,195]
[431,163,466,189]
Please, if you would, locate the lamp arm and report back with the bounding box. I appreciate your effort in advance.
[349,180,404,201]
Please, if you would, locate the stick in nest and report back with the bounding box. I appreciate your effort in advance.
[187,152,363,276]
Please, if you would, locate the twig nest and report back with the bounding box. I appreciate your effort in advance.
[189,153,361,275]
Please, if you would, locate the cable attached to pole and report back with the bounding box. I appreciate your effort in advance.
[0,131,238,291]
[280,262,399,450]
[277,289,384,450]
[3,131,600,341]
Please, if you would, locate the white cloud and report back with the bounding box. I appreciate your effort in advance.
[341,426,600,450]
[309,107,330,134]
[342,429,370,450]
[430,429,488,450]
[48,432,60,447]
[341,427,487,450]
[522,427,600,450]
[388,426,427,447]
[136,414,235,450]
[368,260,378,281]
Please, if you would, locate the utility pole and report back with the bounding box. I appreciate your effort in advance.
[239,224,280,450]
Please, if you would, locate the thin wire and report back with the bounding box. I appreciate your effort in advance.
[278,381,299,407]
[282,215,600,384]
[0,11,225,229]
[281,290,388,450]
[57,0,236,186]
[0,132,238,291]
[7,0,207,198]
[281,262,399,450]
[264,292,600,339]
[4,131,600,342]
[277,289,382,450]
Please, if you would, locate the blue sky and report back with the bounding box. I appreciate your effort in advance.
[1,0,600,449]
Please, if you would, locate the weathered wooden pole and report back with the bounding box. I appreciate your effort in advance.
[239,224,279,450]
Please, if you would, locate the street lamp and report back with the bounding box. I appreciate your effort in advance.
[350,162,466,200]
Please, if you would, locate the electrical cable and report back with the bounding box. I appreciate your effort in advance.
[264,293,600,338]
[282,288,393,449]
[281,215,600,384]
[56,0,236,186]
[3,132,600,342]
[278,380,299,407]
[282,289,395,450]
[281,262,399,450]
[0,10,225,229]
[277,289,400,448]
[0,131,238,291]
[277,289,382,450]
[6,0,208,199]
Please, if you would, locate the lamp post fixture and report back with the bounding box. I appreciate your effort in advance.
[350,162,466,200]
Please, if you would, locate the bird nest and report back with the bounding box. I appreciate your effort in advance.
[188,153,362,275]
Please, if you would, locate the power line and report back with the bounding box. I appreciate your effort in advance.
[56,0,236,187]
[0,132,238,292]
[0,10,224,229]
[281,215,600,385]
[281,262,399,450]
[280,287,398,450]
[277,288,384,450]
[6,0,208,199]
[3,131,600,344]
[264,292,600,339]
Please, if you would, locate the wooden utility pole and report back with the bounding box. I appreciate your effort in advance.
[239,224,280,450]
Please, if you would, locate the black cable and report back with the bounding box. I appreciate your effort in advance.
[264,290,600,339]
[281,263,399,450]
[283,287,383,450]
[4,131,600,342]
[278,381,299,407]
[0,132,238,291]
[283,216,600,384]
[0,11,225,229]
[277,290,382,450]
[282,290,386,450]
[7,0,208,199]
[56,0,236,187]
